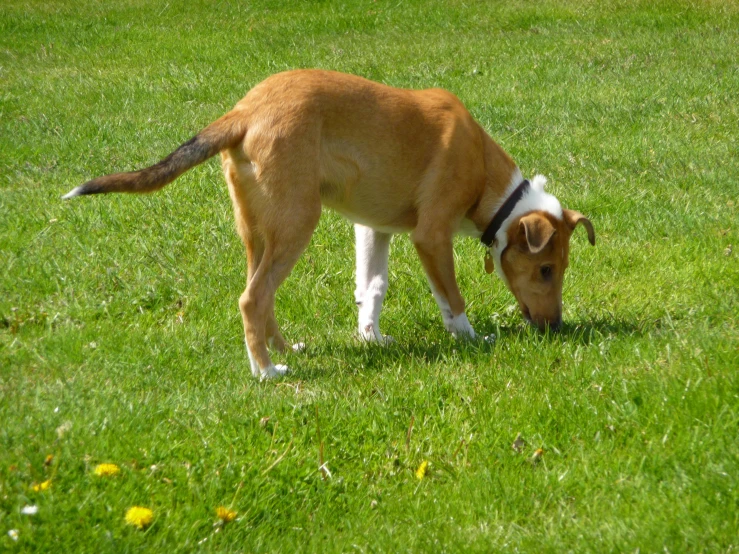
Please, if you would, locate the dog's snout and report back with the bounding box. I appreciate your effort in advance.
[526,310,562,332]
[533,318,561,332]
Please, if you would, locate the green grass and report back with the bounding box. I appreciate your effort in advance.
[1,0,738,551]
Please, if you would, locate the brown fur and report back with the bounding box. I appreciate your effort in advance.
[64,69,594,377]
[500,209,595,330]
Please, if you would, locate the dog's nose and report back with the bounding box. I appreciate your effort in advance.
[533,316,561,332]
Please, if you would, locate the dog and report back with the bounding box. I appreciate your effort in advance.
[63,69,595,379]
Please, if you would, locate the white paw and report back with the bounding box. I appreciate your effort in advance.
[446,313,476,339]
[359,323,393,345]
[261,364,289,380]
[292,342,306,353]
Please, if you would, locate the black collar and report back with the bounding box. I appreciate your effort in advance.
[480,179,530,247]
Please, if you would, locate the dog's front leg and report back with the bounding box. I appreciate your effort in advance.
[411,229,476,339]
[354,224,392,343]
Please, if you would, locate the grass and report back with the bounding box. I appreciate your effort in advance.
[1,0,738,551]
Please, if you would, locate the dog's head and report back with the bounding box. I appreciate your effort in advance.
[499,209,594,330]
[490,176,595,331]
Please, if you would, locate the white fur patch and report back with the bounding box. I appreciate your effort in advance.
[245,341,260,378]
[427,282,453,322]
[490,173,563,286]
[247,338,291,380]
[261,364,289,380]
[354,225,391,343]
[61,186,83,200]
[448,312,476,339]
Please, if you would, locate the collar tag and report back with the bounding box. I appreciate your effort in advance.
[484,249,494,274]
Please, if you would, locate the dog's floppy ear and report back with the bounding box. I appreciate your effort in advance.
[519,213,556,254]
[563,209,595,246]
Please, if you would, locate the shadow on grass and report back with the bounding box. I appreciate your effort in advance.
[470,315,647,346]
[544,317,646,341]
[286,316,649,380]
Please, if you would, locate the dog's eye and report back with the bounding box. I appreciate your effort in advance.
[540,265,553,280]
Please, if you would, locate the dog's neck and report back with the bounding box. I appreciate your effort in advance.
[461,164,525,241]
[463,131,563,285]
[479,178,530,247]
[463,131,525,238]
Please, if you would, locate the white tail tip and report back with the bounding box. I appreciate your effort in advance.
[61,186,83,200]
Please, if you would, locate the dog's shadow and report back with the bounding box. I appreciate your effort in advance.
[546,317,645,341]
[286,316,646,380]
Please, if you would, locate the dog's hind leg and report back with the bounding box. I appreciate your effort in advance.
[245,241,289,356]
[240,195,320,378]
[354,224,392,343]
[239,236,291,374]
[231,139,321,378]
[224,152,295,376]
[225,155,266,376]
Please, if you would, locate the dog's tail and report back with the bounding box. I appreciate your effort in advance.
[62,110,246,199]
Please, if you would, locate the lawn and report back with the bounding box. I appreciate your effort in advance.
[1,0,738,551]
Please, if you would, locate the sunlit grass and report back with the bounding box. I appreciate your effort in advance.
[1,0,738,551]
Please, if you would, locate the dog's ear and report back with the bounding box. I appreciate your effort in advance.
[518,213,556,254]
[563,209,595,246]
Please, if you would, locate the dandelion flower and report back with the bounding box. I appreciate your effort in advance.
[216,506,237,523]
[531,448,545,465]
[21,505,38,515]
[415,460,429,480]
[94,463,121,477]
[31,480,51,492]
[125,506,154,529]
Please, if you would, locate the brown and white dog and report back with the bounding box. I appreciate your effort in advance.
[63,70,595,379]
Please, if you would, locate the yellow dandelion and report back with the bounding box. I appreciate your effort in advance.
[94,463,121,477]
[31,479,52,492]
[531,448,545,465]
[415,460,429,480]
[125,506,154,529]
[216,506,237,523]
